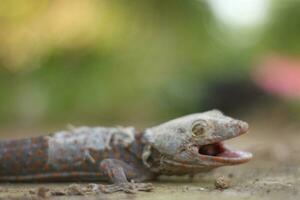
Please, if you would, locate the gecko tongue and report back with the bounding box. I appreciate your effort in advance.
[217,150,242,158]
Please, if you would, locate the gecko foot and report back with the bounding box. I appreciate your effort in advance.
[99,182,153,193]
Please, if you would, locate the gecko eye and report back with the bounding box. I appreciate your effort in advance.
[192,121,207,136]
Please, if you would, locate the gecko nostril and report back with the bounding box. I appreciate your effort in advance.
[238,121,249,134]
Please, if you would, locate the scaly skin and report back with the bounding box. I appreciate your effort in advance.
[0,110,252,193]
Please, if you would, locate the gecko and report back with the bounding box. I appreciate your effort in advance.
[0,110,252,193]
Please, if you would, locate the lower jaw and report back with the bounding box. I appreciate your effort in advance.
[204,150,252,164]
[198,142,252,164]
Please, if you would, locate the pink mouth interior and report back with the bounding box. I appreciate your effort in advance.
[198,142,241,158]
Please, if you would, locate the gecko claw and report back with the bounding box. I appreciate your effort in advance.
[99,182,153,193]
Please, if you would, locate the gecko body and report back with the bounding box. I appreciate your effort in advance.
[0,110,252,193]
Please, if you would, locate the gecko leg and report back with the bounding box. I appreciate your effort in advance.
[99,159,153,193]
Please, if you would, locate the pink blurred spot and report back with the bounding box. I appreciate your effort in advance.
[254,55,300,99]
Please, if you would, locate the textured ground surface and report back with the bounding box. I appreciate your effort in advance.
[0,114,299,200]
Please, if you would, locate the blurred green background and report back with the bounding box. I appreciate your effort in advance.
[0,0,300,129]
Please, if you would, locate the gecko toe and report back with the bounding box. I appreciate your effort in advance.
[99,183,153,193]
[134,183,153,191]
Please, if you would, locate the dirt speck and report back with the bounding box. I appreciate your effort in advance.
[215,176,231,190]
[37,186,51,198]
[29,189,36,195]
[228,173,234,178]
[51,189,67,196]
[84,183,101,194]
[66,184,85,195]
[182,186,189,192]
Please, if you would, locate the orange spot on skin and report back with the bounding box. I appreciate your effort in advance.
[81,161,90,171]
[51,172,61,178]
[36,149,45,157]
[33,160,43,169]
[42,140,49,148]
[31,138,38,145]
[43,164,50,171]
[3,153,11,161]
[101,150,109,159]
[124,150,130,162]
[113,148,121,160]
[61,163,70,171]
[13,163,21,173]
[127,171,133,178]
[70,171,80,177]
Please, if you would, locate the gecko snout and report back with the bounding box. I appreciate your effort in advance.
[237,121,249,134]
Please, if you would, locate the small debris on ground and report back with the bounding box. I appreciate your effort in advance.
[198,187,206,191]
[29,189,36,195]
[182,186,189,192]
[37,186,51,198]
[51,190,67,196]
[26,183,103,198]
[215,176,231,190]
[84,183,101,194]
[181,185,206,192]
[65,184,85,196]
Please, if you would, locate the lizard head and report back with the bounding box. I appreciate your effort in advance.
[142,110,252,175]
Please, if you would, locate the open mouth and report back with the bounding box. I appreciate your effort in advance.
[197,142,252,164]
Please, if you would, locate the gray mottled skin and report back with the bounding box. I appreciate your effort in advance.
[0,110,252,193]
